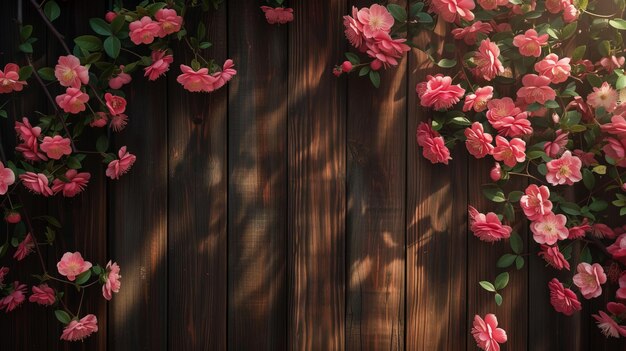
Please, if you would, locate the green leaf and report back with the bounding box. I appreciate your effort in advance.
[571,45,586,62]
[494,272,510,290]
[589,200,608,212]
[416,12,433,23]
[508,191,524,202]
[104,36,121,59]
[96,135,109,153]
[482,186,506,203]
[369,70,380,88]
[345,52,360,65]
[593,165,607,174]
[582,168,595,190]
[18,43,33,54]
[75,270,92,285]
[620,207,626,216]
[598,40,611,57]
[110,14,126,33]
[586,74,603,88]
[515,256,525,269]
[92,265,102,275]
[0,110,6,119]
[199,42,212,49]
[45,226,56,244]
[617,75,626,90]
[0,243,7,258]
[561,22,577,39]
[544,100,559,109]
[497,254,518,268]
[44,0,61,22]
[410,2,424,16]
[503,202,515,222]
[560,202,581,215]
[359,66,370,77]
[580,246,592,263]
[537,163,547,175]
[495,293,503,306]
[527,150,547,160]
[55,310,71,325]
[36,215,61,228]
[18,66,33,81]
[89,18,112,36]
[610,18,626,30]
[510,231,523,254]
[37,67,56,81]
[197,22,206,42]
[449,116,472,126]
[74,35,103,52]
[20,25,33,41]
[479,281,496,292]
[66,157,82,170]
[437,59,457,68]
[387,4,407,22]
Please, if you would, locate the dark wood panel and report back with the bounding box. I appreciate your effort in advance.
[167,6,228,351]
[227,1,288,350]
[345,2,406,350]
[287,0,347,349]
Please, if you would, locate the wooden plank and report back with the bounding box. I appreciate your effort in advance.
[226,1,288,350]
[345,2,406,350]
[287,0,347,349]
[167,6,228,351]
[405,19,468,351]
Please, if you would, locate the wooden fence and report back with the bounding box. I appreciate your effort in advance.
[0,0,624,350]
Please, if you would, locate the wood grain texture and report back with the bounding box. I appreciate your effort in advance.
[345,2,406,350]
[287,0,347,349]
[167,5,228,351]
[227,1,288,350]
[406,18,468,351]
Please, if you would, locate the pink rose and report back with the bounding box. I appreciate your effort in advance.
[548,278,581,316]
[0,281,26,312]
[60,314,98,341]
[486,97,520,130]
[106,146,137,180]
[0,161,15,195]
[422,136,452,165]
[430,0,476,23]
[473,39,504,81]
[517,74,556,105]
[211,59,237,91]
[544,130,568,158]
[260,6,294,25]
[144,50,174,81]
[19,172,53,197]
[492,136,526,167]
[476,0,508,11]
[343,7,365,50]
[52,170,91,197]
[539,245,570,270]
[54,55,89,88]
[57,252,92,281]
[573,262,607,299]
[13,233,34,261]
[520,184,552,221]
[108,66,132,90]
[530,213,568,245]
[416,122,439,147]
[356,4,394,38]
[587,82,618,112]
[129,16,160,45]
[534,54,571,84]
[56,87,90,114]
[463,86,493,112]
[471,314,507,351]
[451,21,492,45]
[365,32,410,69]
[29,284,55,306]
[102,260,121,300]
[104,93,126,116]
[464,122,494,159]
[468,205,512,242]
[513,29,548,57]
[495,111,532,137]
[40,135,72,160]
[419,74,465,110]
[176,64,218,92]
[607,233,626,265]
[155,8,183,36]
[0,63,27,93]
[545,150,582,186]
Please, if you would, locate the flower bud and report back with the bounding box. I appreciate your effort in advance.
[370,60,382,71]
[490,163,502,182]
[4,211,21,224]
[105,11,117,23]
[341,61,353,73]
[332,66,342,77]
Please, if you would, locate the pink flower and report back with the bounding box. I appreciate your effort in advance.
[0,161,15,195]
[52,170,91,197]
[544,130,569,158]
[573,149,597,166]
[40,135,72,160]
[155,8,183,36]
[573,262,607,299]
[490,162,502,181]
[539,245,570,270]
[212,59,237,90]
[430,0,476,23]
[591,223,616,240]
[513,29,548,57]
[57,252,92,281]
[492,136,526,167]
[129,16,160,45]
[0,63,27,93]
[13,233,34,261]
[343,7,365,50]
[471,314,507,351]
[416,122,439,146]
[60,314,98,341]
[495,111,532,137]
[618,273,626,300]
[568,219,591,239]
[463,86,493,112]
[545,0,567,13]
[104,93,126,116]
[422,136,452,164]
[55,87,89,114]
[108,66,132,90]
[477,0,508,11]
[601,115,626,137]
[517,74,556,105]
[534,54,571,84]
[102,260,121,301]
[520,184,552,221]
[106,146,137,180]
[464,122,494,158]
[468,205,512,242]
[473,39,504,81]
[260,6,294,25]
[365,32,410,68]
[418,74,465,110]
[176,64,218,92]
[603,137,626,167]
[563,4,580,23]
[0,281,26,312]
[587,82,618,112]
[548,278,581,315]
[0,267,7,286]
[144,50,174,81]
[19,172,53,197]
[356,4,394,38]
[14,117,41,148]
[451,21,492,45]
[545,150,582,186]
[90,112,108,128]
[608,234,626,265]
[110,114,128,132]
[530,213,568,245]
[54,55,89,88]
[29,284,55,306]
[593,303,626,338]
[486,97,520,129]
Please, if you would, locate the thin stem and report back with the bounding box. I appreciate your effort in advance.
[120,47,143,59]
[28,0,70,53]
[76,290,85,316]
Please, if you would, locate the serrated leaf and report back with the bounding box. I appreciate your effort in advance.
[510,231,523,254]
[479,281,496,292]
[494,272,509,290]
[561,22,577,39]
[44,0,61,22]
[497,254,517,268]
[55,310,71,324]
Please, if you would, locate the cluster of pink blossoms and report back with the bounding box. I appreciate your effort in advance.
[260,6,294,24]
